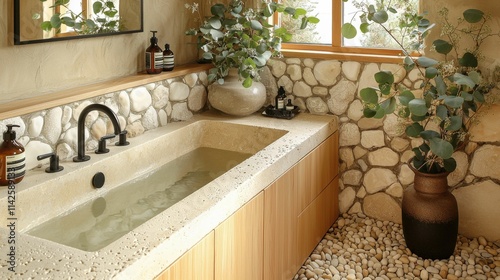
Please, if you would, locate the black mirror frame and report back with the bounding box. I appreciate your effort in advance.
[13,0,144,45]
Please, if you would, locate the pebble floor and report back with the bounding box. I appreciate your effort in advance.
[294,213,500,280]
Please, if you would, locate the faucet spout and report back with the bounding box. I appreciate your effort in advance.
[73,104,122,162]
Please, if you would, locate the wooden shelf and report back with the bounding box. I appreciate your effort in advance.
[0,63,212,120]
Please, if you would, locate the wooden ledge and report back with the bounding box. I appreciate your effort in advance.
[0,64,212,121]
[281,49,405,64]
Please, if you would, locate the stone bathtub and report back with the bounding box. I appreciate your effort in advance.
[0,112,337,279]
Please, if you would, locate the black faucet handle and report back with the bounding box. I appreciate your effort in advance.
[37,152,64,173]
[96,134,116,154]
[115,130,130,146]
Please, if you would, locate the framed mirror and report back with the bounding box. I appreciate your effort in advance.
[14,0,143,45]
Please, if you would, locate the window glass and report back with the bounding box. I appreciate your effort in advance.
[279,0,419,50]
[343,0,419,49]
[279,0,332,45]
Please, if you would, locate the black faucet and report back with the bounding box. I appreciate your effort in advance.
[73,104,124,162]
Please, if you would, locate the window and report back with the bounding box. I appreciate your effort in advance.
[278,0,420,57]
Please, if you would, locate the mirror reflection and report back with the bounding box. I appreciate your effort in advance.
[14,0,143,45]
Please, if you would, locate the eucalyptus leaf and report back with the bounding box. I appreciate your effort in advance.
[93,1,103,14]
[435,75,447,96]
[433,39,453,55]
[459,52,478,67]
[460,91,474,101]
[211,4,226,17]
[446,116,463,131]
[360,87,379,104]
[463,9,484,23]
[210,29,224,39]
[373,10,388,24]
[453,73,476,88]
[50,14,62,28]
[417,57,438,67]
[374,107,386,118]
[342,23,357,39]
[209,18,222,29]
[473,91,486,103]
[406,123,424,138]
[363,107,377,118]
[420,130,440,140]
[380,97,396,114]
[404,56,415,72]
[443,96,464,108]
[375,71,394,84]
[408,99,428,116]
[398,90,415,106]
[250,20,263,30]
[468,71,482,84]
[436,105,448,120]
[425,67,438,79]
[429,138,454,159]
[443,158,457,172]
[360,23,370,33]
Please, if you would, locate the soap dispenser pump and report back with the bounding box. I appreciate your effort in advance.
[145,31,163,74]
[0,124,26,186]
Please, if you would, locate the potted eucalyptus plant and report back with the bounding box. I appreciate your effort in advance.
[185,0,318,116]
[343,2,497,259]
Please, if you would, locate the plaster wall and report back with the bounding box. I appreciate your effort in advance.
[0,0,198,103]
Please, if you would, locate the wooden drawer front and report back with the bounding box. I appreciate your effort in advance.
[155,231,214,280]
[264,170,299,280]
[296,132,339,212]
[297,176,339,264]
[215,193,264,280]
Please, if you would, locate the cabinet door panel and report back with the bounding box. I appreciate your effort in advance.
[297,177,339,264]
[155,231,214,280]
[264,170,298,280]
[215,193,264,280]
[296,132,339,212]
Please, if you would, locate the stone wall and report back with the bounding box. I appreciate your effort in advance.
[0,71,208,171]
[2,57,498,241]
[265,58,500,241]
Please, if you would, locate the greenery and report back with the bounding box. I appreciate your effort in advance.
[35,0,120,35]
[278,0,321,43]
[342,1,498,174]
[185,0,319,88]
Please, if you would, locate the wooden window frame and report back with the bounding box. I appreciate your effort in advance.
[277,0,407,63]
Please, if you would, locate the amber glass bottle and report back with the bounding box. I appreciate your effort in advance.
[145,31,163,74]
[0,125,26,186]
[163,44,174,71]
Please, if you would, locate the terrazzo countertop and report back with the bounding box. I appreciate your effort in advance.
[0,111,338,280]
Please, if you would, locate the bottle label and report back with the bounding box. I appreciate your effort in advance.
[4,153,25,181]
[146,52,164,70]
[277,99,285,109]
[163,55,174,70]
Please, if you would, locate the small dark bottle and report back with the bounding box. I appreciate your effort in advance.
[163,44,175,71]
[0,125,26,186]
[145,31,163,74]
[275,86,286,110]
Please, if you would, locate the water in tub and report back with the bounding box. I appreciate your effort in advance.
[27,147,251,251]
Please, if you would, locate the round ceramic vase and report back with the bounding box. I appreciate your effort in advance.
[208,69,266,116]
[402,164,459,259]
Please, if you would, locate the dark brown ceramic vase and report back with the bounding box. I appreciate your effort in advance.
[402,164,458,259]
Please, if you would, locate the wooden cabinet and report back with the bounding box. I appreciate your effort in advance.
[264,132,339,279]
[215,192,264,280]
[297,177,339,264]
[155,231,214,280]
[296,131,339,213]
[157,131,339,280]
[263,170,298,280]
